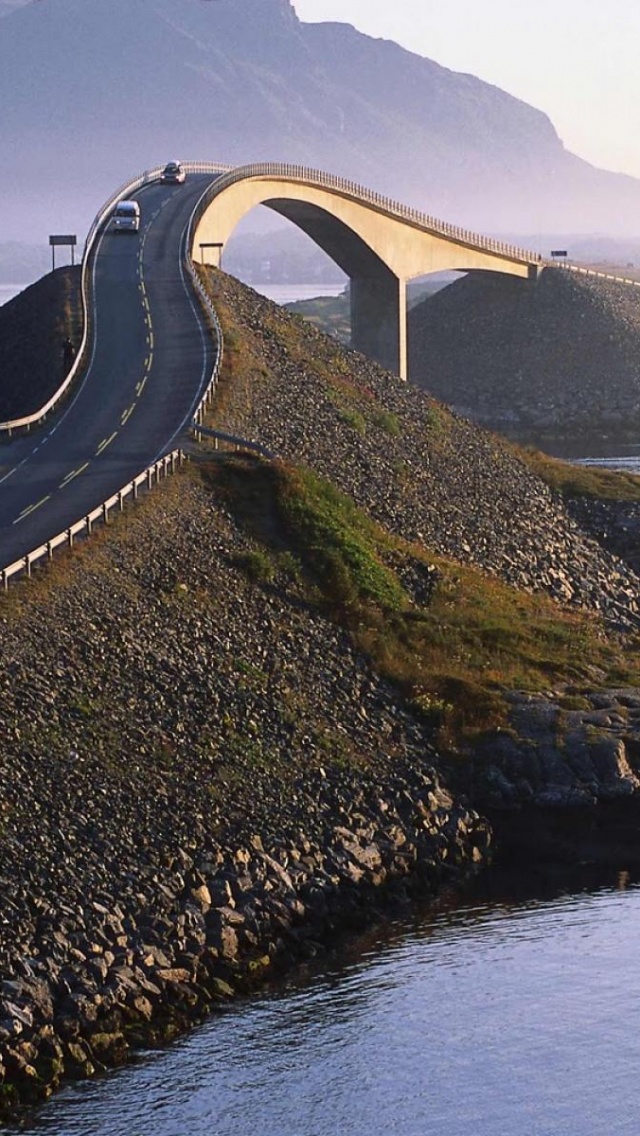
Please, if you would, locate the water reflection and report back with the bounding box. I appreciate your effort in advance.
[14,870,640,1136]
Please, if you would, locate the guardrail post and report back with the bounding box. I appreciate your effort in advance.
[86,515,93,534]
[25,555,31,578]
[118,491,124,512]
[47,541,53,561]
[1,570,6,591]
[147,469,153,489]
[67,529,73,548]
[102,502,109,524]
[133,480,139,500]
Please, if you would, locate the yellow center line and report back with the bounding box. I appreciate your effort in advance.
[95,431,118,456]
[121,404,135,426]
[13,495,51,525]
[59,462,90,489]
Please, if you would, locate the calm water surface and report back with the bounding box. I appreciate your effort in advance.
[14,873,640,1136]
[3,276,640,1131]
[251,282,346,304]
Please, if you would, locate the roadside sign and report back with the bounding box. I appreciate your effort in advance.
[49,234,77,270]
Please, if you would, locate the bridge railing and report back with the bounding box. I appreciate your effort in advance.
[189,161,543,267]
[0,166,162,438]
[183,193,226,424]
[0,161,266,587]
[545,260,640,289]
[0,161,233,439]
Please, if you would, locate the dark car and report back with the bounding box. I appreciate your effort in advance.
[160,161,186,185]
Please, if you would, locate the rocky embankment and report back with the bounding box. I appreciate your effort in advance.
[408,267,640,449]
[3,268,640,1113]
[0,267,81,421]
[473,688,640,811]
[206,269,640,631]
[467,686,640,869]
[0,474,491,1113]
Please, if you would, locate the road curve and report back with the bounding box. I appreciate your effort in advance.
[0,174,218,571]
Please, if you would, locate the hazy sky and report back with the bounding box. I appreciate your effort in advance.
[293,0,640,179]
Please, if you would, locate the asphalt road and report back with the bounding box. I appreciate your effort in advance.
[0,173,218,571]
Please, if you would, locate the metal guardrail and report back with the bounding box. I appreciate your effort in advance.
[546,261,640,289]
[1,451,184,589]
[0,161,234,437]
[0,162,237,585]
[0,166,162,436]
[2,156,548,588]
[191,422,276,459]
[190,161,543,267]
[0,160,271,588]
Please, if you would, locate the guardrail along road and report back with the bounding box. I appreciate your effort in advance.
[0,174,219,572]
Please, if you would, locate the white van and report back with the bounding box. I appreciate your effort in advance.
[112,200,141,233]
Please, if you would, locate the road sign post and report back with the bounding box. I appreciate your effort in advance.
[49,234,77,272]
[199,242,223,268]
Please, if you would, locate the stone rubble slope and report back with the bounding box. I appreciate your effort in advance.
[207,270,640,629]
[408,267,640,443]
[0,267,81,422]
[0,475,489,1108]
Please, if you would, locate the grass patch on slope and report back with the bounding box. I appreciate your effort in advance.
[202,457,640,740]
[198,267,413,444]
[520,447,640,501]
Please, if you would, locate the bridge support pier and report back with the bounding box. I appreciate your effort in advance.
[351,270,407,380]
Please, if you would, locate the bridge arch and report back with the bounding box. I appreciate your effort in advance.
[191,164,542,378]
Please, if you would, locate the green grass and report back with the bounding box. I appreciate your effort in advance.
[194,268,640,743]
[201,456,640,741]
[373,410,401,437]
[277,466,408,612]
[231,548,275,584]
[338,408,366,435]
[520,446,640,500]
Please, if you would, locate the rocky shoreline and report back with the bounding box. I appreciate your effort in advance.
[0,756,490,1115]
[471,687,640,810]
[0,469,495,1119]
[3,268,640,1119]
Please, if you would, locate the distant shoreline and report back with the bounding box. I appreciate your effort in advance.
[0,281,348,309]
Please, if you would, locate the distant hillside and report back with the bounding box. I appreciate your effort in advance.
[2,0,640,246]
[224,228,346,286]
[408,269,640,453]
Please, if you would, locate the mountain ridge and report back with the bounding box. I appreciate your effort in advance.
[1,0,639,243]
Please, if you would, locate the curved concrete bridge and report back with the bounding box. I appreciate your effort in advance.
[192,162,543,378]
